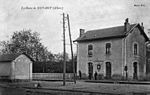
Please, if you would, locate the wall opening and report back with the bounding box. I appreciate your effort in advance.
[133,62,138,80]
[106,62,111,79]
[88,62,93,80]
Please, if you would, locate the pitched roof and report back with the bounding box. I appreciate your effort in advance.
[0,53,34,62]
[75,24,148,42]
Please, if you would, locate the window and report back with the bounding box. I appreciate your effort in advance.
[148,58,150,64]
[88,45,93,57]
[133,43,138,55]
[106,43,111,54]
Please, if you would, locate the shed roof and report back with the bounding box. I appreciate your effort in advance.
[0,53,34,62]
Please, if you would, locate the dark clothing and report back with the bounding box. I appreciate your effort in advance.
[79,70,82,79]
[94,72,97,80]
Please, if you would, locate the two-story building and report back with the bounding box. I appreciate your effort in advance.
[75,18,149,80]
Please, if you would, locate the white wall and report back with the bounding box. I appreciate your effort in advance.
[12,54,32,80]
[0,62,11,76]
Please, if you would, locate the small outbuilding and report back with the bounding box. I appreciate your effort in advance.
[0,53,33,80]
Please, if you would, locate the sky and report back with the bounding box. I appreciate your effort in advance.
[0,0,150,55]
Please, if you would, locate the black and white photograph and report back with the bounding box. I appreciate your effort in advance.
[0,0,150,95]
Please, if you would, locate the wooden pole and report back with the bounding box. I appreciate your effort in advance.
[63,13,66,86]
[67,14,76,84]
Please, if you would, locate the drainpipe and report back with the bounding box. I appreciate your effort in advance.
[124,38,128,80]
[122,39,124,78]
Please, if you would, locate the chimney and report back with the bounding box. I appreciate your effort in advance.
[124,18,130,32]
[79,29,85,37]
[141,22,144,30]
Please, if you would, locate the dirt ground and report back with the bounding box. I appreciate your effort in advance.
[4,80,150,94]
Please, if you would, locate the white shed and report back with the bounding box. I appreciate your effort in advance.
[0,53,33,80]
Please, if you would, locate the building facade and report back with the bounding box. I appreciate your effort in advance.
[0,53,33,80]
[75,19,149,80]
[146,42,150,76]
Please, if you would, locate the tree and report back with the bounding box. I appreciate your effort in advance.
[0,41,10,54]
[0,29,54,62]
[54,52,69,62]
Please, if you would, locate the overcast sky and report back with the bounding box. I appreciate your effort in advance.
[0,0,150,54]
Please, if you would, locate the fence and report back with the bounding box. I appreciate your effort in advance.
[33,73,74,80]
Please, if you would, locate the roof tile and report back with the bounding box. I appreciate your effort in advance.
[76,24,136,42]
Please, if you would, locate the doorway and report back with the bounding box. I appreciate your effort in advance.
[88,62,93,80]
[133,62,138,79]
[106,62,111,79]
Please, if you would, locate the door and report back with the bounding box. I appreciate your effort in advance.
[106,62,111,79]
[88,62,93,80]
[133,62,138,79]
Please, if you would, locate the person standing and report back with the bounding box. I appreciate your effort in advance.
[94,71,97,80]
[79,70,82,79]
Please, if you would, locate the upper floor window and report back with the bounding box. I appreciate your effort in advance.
[147,44,150,52]
[106,43,111,54]
[133,43,138,55]
[88,45,93,57]
[148,58,150,64]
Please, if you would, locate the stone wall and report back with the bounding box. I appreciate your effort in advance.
[77,38,124,78]
[126,27,146,80]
